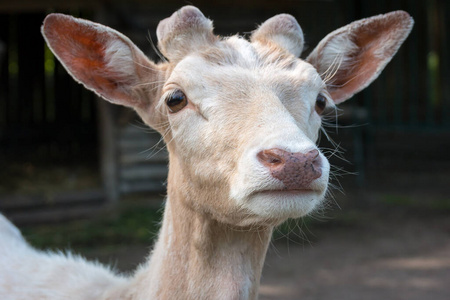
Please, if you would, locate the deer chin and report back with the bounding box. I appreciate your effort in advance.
[231,184,327,227]
[256,189,323,219]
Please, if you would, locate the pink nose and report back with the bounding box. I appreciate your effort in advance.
[257,148,322,190]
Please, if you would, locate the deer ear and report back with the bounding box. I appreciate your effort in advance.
[307,11,413,104]
[41,13,161,109]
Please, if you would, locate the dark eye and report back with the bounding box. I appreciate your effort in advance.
[315,93,327,115]
[166,90,188,113]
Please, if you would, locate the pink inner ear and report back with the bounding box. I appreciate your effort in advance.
[45,16,109,83]
[328,30,392,102]
[325,11,413,104]
[328,47,379,103]
[43,14,138,104]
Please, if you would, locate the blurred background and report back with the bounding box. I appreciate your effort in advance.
[0,0,449,299]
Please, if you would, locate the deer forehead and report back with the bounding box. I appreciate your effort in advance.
[162,36,328,115]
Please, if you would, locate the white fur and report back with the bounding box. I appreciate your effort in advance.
[0,215,127,300]
[104,39,136,81]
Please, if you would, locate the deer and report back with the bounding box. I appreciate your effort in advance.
[0,6,413,300]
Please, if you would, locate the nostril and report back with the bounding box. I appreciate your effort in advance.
[268,157,282,164]
[257,149,287,168]
[308,149,319,158]
[307,149,322,169]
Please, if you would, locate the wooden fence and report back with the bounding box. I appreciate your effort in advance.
[0,11,99,160]
[0,0,449,211]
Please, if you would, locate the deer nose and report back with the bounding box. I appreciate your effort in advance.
[257,148,322,190]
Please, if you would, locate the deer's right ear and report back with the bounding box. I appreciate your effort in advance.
[42,13,161,109]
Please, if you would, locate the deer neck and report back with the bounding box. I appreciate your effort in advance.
[130,164,273,300]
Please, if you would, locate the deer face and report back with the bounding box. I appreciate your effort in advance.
[159,39,333,225]
[42,6,413,226]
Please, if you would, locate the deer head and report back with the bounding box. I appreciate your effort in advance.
[42,6,413,227]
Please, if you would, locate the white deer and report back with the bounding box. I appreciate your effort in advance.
[0,6,412,300]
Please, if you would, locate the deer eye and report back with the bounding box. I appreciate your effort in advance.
[166,90,188,113]
[315,93,327,115]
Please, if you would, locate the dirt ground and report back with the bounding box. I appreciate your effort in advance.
[87,209,450,300]
[259,212,450,300]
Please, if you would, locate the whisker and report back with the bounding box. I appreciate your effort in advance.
[326,67,372,90]
[322,52,345,85]
[147,30,168,63]
[133,59,160,73]
[320,52,342,81]
[133,80,166,88]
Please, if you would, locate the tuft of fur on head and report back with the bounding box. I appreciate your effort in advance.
[157,6,217,62]
[252,14,304,57]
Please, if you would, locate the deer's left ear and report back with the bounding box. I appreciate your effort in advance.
[307,11,413,104]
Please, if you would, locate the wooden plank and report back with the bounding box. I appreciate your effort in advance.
[120,180,166,194]
[0,188,106,225]
[118,127,163,145]
[426,0,438,127]
[0,189,105,211]
[4,204,106,225]
[0,0,313,13]
[118,138,164,152]
[120,164,168,181]
[0,14,9,126]
[98,100,119,202]
[408,0,419,126]
[443,0,450,126]
[17,13,45,126]
[0,0,102,13]
[120,150,168,165]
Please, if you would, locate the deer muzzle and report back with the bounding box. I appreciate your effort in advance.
[257,148,322,190]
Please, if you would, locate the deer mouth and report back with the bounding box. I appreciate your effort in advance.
[257,189,318,197]
[249,187,326,207]
[239,188,325,224]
